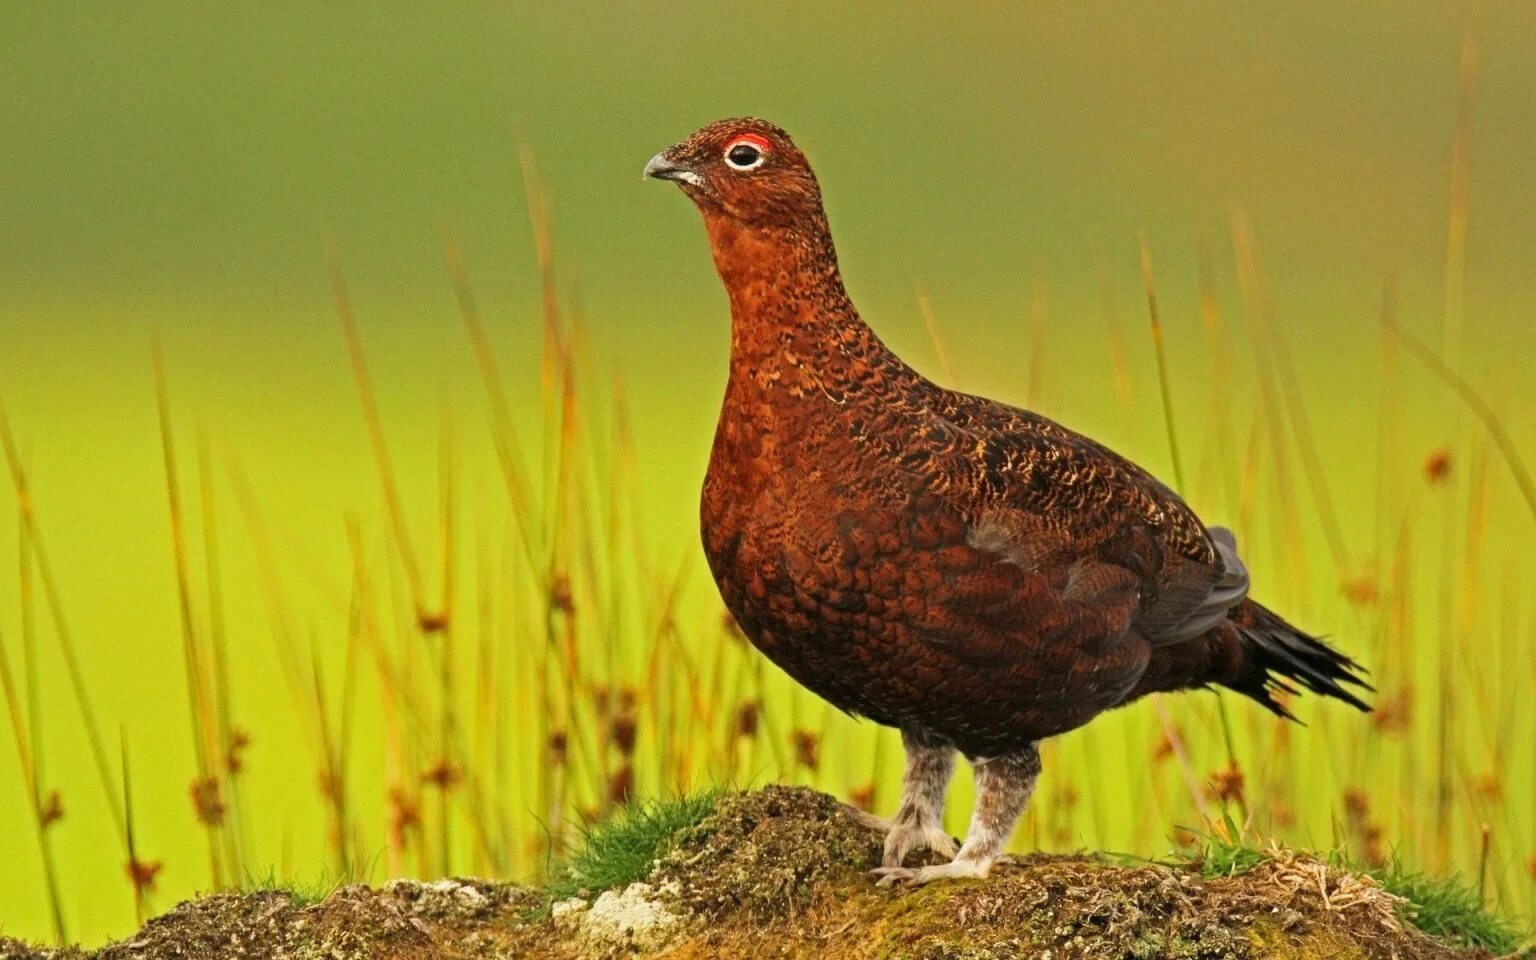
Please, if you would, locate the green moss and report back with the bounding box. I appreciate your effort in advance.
[1361,858,1528,955]
[1245,919,1370,960]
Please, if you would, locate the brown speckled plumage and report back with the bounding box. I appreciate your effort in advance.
[647,118,1368,883]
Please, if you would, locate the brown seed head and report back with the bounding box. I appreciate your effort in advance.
[226,728,252,775]
[421,760,462,791]
[126,856,163,894]
[609,764,635,807]
[389,787,421,844]
[610,713,639,757]
[549,730,569,765]
[1271,801,1296,829]
[1206,763,1245,806]
[1340,574,1380,607]
[1359,824,1386,868]
[1342,788,1371,821]
[1424,448,1452,484]
[790,728,820,772]
[1341,793,1387,868]
[1369,688,1412,734]
[549,574,574,615]
[735,701,760,739]
[190,777,226,826]
[847,782,876,814]
[39,789,64,828]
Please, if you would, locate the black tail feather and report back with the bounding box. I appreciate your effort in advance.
[1226,600,1372,719]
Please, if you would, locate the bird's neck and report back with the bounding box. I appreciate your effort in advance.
[703,214,898,387]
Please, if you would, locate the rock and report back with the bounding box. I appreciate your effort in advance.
[551,897,591,929]
[575,882,685,956]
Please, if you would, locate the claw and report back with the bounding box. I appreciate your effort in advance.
[871,866,918,888]
[882,823,959,868]
[871,857,993,887]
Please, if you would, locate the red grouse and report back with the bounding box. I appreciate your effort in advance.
[645,118,1368,885]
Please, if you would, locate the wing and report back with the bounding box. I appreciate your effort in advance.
[928,388,1247,645]
[776,487,1154,750]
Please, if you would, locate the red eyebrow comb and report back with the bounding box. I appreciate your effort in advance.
[726,133,773,152]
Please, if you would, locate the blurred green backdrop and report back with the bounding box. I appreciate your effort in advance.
[2,0,1534,946]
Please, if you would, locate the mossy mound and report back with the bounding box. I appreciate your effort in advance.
[1,787,1520,960]
[0,880,543,960]
[652,783,883,923]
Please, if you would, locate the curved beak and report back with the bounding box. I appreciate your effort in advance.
[644,151,701,186]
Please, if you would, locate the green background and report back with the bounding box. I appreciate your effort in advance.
[1,0,1533,944]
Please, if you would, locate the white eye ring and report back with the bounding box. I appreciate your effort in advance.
[723,140,767,171]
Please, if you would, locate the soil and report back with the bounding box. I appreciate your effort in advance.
[0,786,1505,960]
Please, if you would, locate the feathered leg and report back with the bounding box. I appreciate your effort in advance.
[874,742,1040,886]
[850,727,958,869]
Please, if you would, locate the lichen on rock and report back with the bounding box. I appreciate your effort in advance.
[580,882,686,956]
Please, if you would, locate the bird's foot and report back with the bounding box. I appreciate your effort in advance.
[840,804,959,867]
[872,855,992,887]
[881,821,960,868]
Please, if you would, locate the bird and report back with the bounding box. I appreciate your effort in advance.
[644,118,1369,886]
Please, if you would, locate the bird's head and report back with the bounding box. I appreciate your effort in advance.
[644,118,824,231]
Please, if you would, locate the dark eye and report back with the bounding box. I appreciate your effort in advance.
[725,142,765,170]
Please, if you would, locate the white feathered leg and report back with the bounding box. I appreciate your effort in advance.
[874,742,1040,886]
[859,728,959,871]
